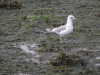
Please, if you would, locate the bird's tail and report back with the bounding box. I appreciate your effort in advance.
[46,29,52,32]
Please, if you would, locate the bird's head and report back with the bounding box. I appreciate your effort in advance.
[68,15,77,21]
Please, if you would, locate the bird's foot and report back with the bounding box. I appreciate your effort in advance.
[60,40,64,43]
[65,41,68,43]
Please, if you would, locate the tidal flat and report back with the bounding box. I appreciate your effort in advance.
[0,0,100,75]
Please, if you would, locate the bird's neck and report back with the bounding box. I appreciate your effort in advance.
[66,19,73,27]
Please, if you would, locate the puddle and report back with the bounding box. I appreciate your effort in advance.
[95,57,100,67]
[95,64,100,66]
[14,73,29,75]
[35,55,40,57]
[96,57,100,60]
[30,43,37,48]
[17,42,38,55]
[13,42,40,63]
[20,44,35,54]
[25,58,40,63]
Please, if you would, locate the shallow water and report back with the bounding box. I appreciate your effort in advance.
[13,42,40,63]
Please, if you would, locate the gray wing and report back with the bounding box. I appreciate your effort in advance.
[52,25,66,34]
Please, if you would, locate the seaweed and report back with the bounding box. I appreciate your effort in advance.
[0,0,22,9]
[94,13,100,17]
[0,2,7,8]
[37,42,60,52]
[50,52,87,71]
[79,68,97,75]
[49,22,64,27]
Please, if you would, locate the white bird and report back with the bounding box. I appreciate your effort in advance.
[46,15,76,43]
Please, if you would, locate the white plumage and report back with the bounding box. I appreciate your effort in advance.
[46,15,76,43]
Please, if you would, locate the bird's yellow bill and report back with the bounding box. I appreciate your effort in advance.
[74,18,77,20]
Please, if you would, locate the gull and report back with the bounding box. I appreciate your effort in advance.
[46,15,76,43]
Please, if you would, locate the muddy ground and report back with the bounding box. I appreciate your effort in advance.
[0,0,100,75]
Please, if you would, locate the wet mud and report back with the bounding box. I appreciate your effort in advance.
[0,0,100,75]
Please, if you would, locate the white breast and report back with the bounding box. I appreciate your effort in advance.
[59,26,73,37]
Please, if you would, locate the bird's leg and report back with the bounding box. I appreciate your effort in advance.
[60,36,65,43]
[60,36,63,43]
[60,36,61,43]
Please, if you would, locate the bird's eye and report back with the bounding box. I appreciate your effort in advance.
[71,17,73,19]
